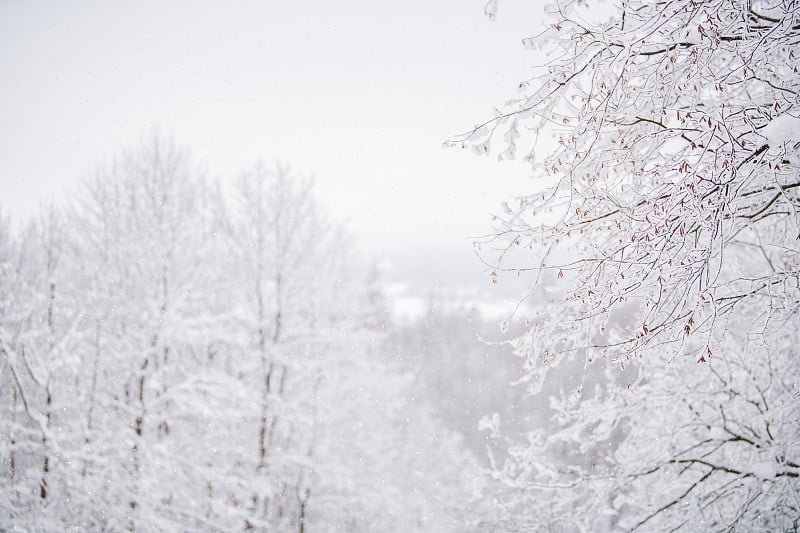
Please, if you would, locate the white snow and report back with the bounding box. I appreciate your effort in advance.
[749,461,778,479]
[484,0,498,21]
[762,114,800,148]
[478,412,501,435]
[679,24,703,45]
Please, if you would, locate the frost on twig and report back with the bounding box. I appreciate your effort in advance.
[458,1,800,529]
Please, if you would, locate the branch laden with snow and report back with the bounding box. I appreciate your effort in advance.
[452,0,800,374]
[457,0,800,529]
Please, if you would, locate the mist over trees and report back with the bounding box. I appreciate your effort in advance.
[451,0,800,530]
[0,135,484,531]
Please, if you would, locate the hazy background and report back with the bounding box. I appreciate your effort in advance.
[1,0,551,463]
[1,0,549,318]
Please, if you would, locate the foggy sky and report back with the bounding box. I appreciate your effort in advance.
[1,0,543,254]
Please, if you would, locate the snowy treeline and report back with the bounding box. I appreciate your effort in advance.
[0,136,482,532]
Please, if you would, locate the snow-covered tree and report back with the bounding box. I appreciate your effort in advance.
[0,206,91,530]
[223,162,481,532]
[453,1,800,529]
[65,133,240,531]
[1,137,482,532]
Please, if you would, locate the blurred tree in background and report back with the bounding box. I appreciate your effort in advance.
[0,134,481,532]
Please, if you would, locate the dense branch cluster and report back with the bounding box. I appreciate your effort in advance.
[454,0,800,529]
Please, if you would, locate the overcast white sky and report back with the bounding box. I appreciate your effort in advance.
[1,1,548,255]
[0,6,565,445]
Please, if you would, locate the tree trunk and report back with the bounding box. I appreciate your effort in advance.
[40,387,51,500]
[83,319,101,477]
[129,356,148,524]
[10,386,16,483]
